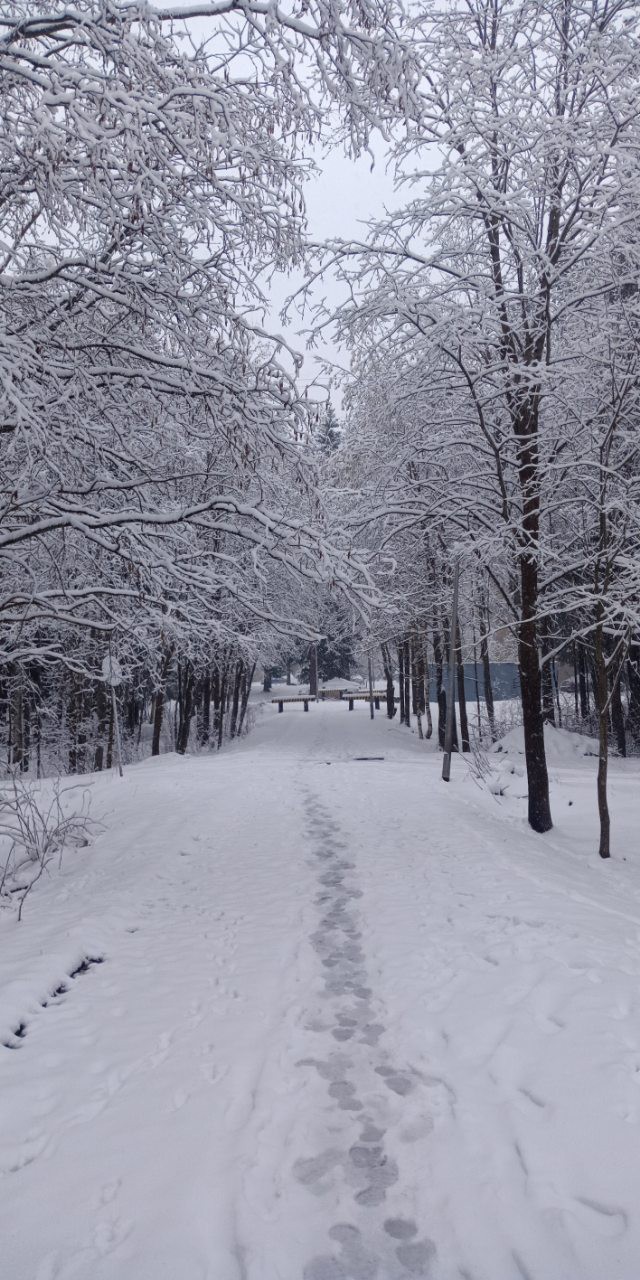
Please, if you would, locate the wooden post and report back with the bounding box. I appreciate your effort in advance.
[304,699,309,712]
[349,697,354,711]
[442,560,460,782]
[278,700,284,713]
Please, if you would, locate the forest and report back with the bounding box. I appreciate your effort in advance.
[4,4,640,1278]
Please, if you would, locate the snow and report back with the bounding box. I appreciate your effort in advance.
[2,703,640,1279]
[493,722,601,763]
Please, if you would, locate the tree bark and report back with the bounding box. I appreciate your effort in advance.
[152,645,173,757]
[518,559,552,832]
[403,637,411,728]
[433,628,446,748]
[479,604,496,742]
[309,644,318,699]
[176,662,194,754]
[199,674,211,746]
[594,618,610,858]
[627,644,640,749]
[397,642,406,726]
[609,651,626,758]
[455,622,470,752]
[381,644,396,719]
[578,643,589,722]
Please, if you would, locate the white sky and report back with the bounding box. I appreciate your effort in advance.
[267,144,395,407]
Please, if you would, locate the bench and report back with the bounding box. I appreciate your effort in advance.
[346,692,385,710]
[272,697,310,712]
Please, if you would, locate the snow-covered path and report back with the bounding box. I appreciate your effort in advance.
[3,702,640,1280]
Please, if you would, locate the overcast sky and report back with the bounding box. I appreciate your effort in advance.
[268,144,395,407]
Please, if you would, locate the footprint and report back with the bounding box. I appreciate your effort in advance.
[383,1074,415,1096]
[293,1149,342,1187]
[304,1258,347,1280]
[396,1238,437,1274]
[384,1219,418,1240]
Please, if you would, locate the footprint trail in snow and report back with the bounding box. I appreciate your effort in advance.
[296,790,437,1279]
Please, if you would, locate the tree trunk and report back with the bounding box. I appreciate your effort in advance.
[594,619,610,858]
[609,651,626,758]
[472,623,483,743]
[540,621,555,725]
[176,663,194,754]
[217,669,227,749]
[309,644,318,699]
[403,637,411,728]
[152,646,173,757]
[381,644,396,719]
[237,663,256,737]
[480,606,496,742]
[199,674,211,746]
[455,623,470,752]
[93,680,109,771]
[229,662,243,738]
[518,559,552,832]
[578,643,589,722]
[397,642,406,725]
[433,628,446,749]
[106,697,114,769]
[627,644,640,749]
[412,630,426,740]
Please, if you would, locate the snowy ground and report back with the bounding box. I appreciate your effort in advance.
[2,701,640,1280]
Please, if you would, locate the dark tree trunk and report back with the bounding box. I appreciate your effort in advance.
[540,619,555,726]
[381,644,396,719]
[513,391,552,831]
[397,642,406,725]
[627,644,640,749]
[106,698,114,770]
[553,659,562,727]
[229,662,243,738]
[480,606,496,742]
[237,663,256,737]
[199,674,211,746]
[518,562,552,832]
[217,669,227,749]
[263,668,272,693]
[176,663,194,754]
[455,623,470,752]
[411,630,426,740]
[609,651,626,758]
[472,623,483,743]
[309,645,318,699]
[93,680,109,771]
[433,628,446,749]
[578,643,589,722]
[573,642,580,722]
[68,680,80,774]
[152,646,173,757]
[11,679,31,773]
[403,637,411,728]
[594,618,610,858]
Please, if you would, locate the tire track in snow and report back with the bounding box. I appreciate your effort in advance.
[296,789,438,1280]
